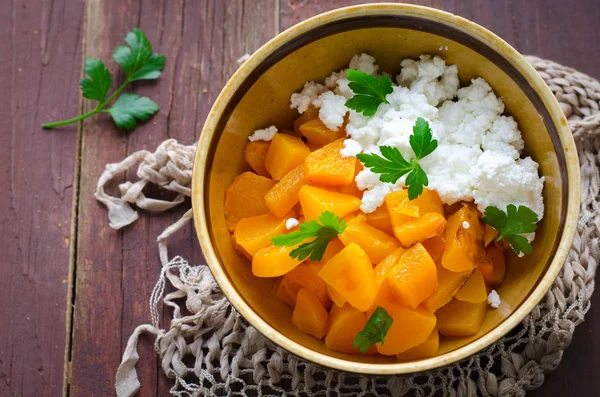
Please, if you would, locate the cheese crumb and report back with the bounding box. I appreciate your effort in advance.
[290,81,327,114]
[285,218,299,230]
[313,91,348,131]
[488,290,501,308]
[462,221,470,229]
[248,125,277,142]
[340,139,363,157]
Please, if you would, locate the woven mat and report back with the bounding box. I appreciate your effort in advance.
[96,56,600,397]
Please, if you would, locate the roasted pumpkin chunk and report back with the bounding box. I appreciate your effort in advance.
[393,212,447,248]
[454,268,488,303]
[278,262,332,308]
[252,244,303,277]
[484,224,500,247]
[325,304,376,354]
[422,235,446,264]
[436,299,487,337]
[224,172,276,232]
[396,327,439,360]
[265,133,311,180]
[243,141,271,177]
[374,247,407,284]
[412,188,444,216]
[293,105,319,135]
[365,202,394,235]
[338,214,401,264]
[327,284,347,307]
[337,160,363,198]
[299,118,346,146]
[298,185,361,221]
[479,245,506,285]
[233,211,294,256]
[422,263,472,312]
[318,237,345,265]
[441,205,485,272]
[304,139,356,186]
[292,288,328,339]
[265,165,307,217]
[385,190,420,229]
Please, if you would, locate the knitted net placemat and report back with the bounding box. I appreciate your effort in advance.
[98,56,600,397]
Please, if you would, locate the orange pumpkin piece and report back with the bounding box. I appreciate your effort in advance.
[374,247,407,284]
[265,165,307,217]
[292,288,329,339]
[338,215,401,264]
[278,263,332,308]
[412,188,444,216]
[365,203,394,235]
[375,301,437,355]
[264,133,311,180]
[327,284,347,307]
[252,244,303,277]
[325,304,376,354]
[293,105,320,135]
[422,264,472,312]
[298,185,361,221]
[422,235,446,264]
[243,141,271,177]
[337,160,363,198]
[274,277,296,308]
[299,118,346,146]
[393,212,447,248]
[304,139,356,186]
[479,245,506,285]
[318,237,345,265]
[318,243,377,312]
[396,328,439,360]
[484,224,500,247]
[454,268,488,303]
[231,234,252,261]
[234,211,294,256]
[385,190,420,229]
[441,205,485,272]
[386,243,437,309]
[436,299,487,337]
[224,172,276,232]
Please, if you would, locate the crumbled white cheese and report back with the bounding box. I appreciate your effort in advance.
[462,221,470,229]
[488,290,501,308]
[396,55,460,106]
[340,139,363,157]
[290,82,327,114]
[313,91,348,131]
[248,125,277,142]
[349,53,379,76]
[285,218,299,230]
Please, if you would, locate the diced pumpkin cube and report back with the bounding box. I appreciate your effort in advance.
[422,264,472,312]
[233,212,292,256]
[304,139,356,186]
[374,301,436,355]
[422,235,446,264]
[393,212,447,248]
[292,288,328,339]
[338,214,401,264]
[412,188,444,216]
[318,237,345,265]
[277,263,332,308]
[436,299,487,337]
[327,284,347,307]
[298,185,361,221]
[454,268,487,303]
[299,118,346,146]
[374,247,407,284]
[479,245,506,285]
[484,224,500,247]
[325,304,376,355]
[265,165,307,217]
[231,234,252,261]
[385,190,420,230]
[387,243,437,309]
[293,105,320,135]
[396,328,439,360]
[336,160,363,198]
[264,133,311,180]
[243,141,271,177]
[225,172,276,232]
[274,277,296,307]
[318,243,377,312]
[365,203,394,235]
[252,244,303,277]
[441,205,485,272]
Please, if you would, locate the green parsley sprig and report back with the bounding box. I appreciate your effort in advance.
[43,28,165,130]
[353,307,394,354]
[344,69,393,117]
[482,204,539,255]
[356,117,438,200]
[271,211,346,262]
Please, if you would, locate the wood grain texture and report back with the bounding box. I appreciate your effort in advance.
[0,1,84,396]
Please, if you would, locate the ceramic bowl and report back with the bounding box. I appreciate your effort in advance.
[192,3,579,374]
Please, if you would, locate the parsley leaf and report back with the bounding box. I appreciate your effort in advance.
[353,307,393,354]
[345,69,393,117]
[42,28,164,130]
[271,211,346,262]
[356,117,437,199]
[482,204,539,255]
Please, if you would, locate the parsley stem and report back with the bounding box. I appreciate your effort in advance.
[41,109,99,128]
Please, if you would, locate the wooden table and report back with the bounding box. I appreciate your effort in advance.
[2,1,598,396]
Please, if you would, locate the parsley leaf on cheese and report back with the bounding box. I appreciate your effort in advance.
[482,204,539,255]
[271,211,346,262]
[345,69,393,117]
[353,307,394,354]
[356,117,438,199]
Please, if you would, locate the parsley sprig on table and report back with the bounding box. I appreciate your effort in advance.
[356,117,438,200]
[482,204,539,255]
[353,307,394,354]
[42,28,165,130]
[271,211,346,262]
[344,69,393,117]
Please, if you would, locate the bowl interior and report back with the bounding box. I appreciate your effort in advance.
[201,15,568,368]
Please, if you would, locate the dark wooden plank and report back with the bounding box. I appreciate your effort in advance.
[0,0,84,396]
[280,1,600,397]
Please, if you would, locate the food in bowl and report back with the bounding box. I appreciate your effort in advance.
[223,53,544,358]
